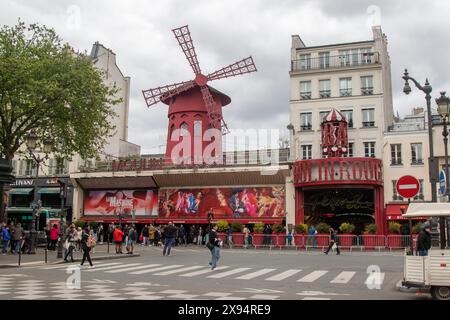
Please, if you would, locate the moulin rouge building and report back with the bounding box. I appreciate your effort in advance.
[69,26,399,235]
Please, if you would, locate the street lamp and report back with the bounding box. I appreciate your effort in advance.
[56,179,66,259]
[402,69,438,203]
[26,131,53,254]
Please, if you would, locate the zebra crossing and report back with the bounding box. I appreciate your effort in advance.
[24,261,384,286]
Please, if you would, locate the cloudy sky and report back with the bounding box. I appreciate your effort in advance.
[2,0,450,154]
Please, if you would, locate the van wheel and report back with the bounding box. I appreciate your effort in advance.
[431,286,450,300]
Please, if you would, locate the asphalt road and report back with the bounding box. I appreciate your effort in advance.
[0,246,431,300]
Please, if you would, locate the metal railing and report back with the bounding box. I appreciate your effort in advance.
[291,52,379,72]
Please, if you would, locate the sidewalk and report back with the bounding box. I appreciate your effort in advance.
[0,243,141,269]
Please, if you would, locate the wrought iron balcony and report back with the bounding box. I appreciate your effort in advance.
[291,52,379,72]
[300,92,311,100]
[319,90,331,98]
[300,125,312,131]
[361,87,374,95]
[340,89,352,97]
[362,121,375,128]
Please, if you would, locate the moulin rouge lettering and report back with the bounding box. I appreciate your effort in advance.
[306,192,373,211]
[106,197,133,208]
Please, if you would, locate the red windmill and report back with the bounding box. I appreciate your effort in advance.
[143,25,257,164]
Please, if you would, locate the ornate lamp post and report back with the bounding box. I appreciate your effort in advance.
[26,131,53,254]
[435,92,450,249]
[56,179,66,259]
[402,69,438,203]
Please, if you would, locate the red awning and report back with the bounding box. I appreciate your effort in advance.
[385,204,425,220]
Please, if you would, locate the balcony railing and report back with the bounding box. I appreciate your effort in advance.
[293,157,383,186]
[340,89,352,97]
[291,52,379,72]
[361,87,374,95]
[300,125,312,131]
[391,159,403,166]
[300,92,311,100]
[77,149,291,173]
[319,90,331,98]
[362,121,375,128]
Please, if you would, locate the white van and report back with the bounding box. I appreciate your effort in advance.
[402,203,450,300]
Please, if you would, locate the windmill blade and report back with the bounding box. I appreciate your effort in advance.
[200,85,229,134]
[172,25,202,75]
[207,56,257,81]
[142,80,195,107]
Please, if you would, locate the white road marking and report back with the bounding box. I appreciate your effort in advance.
[179,266,229,277]
[84,263,141,272]
[130,265,184,275]
[265,269,302,281]
[248,294,279,300]
[235,268,276,280]
[302,297,331,300]
[330,271,356,284]
[297,270,328,282]
[40,262,115,270]
[207,268,252,279]
[106,264,162,273]
[153,266,204,276]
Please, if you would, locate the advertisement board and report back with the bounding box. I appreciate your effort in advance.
[84,189,158,216]
[159,186,285,219]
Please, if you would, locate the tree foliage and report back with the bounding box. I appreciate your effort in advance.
[0,21,120,161]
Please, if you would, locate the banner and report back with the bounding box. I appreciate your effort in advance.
[84,189,158,216]
[159,186,285,219]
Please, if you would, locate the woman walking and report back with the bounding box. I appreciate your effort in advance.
[49,224,59,251]
[324,228,340,255]
[113,226,124,254]
[80,227,94,268]
[208,225,222,270]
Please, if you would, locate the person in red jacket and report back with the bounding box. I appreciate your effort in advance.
[49,224,59,251]
[113,226,124,254]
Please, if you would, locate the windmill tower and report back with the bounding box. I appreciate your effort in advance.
[143,25,257,164]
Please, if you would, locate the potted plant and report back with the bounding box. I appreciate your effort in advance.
[230,222,244,246]
[387,222,402,249]
[88,221,98,229]
[216,220,229,240]
[270,223,285,247]
[316,223,330,247]
[74,220,85,229]
[294,224,308,248]
[252,222,265,246]
[362,223,379,250]
[338,222,355,247]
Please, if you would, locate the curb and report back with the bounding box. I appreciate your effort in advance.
[0,253,140,269]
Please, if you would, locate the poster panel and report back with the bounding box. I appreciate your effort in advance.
[84,189,158,216]
[159,186,285,219]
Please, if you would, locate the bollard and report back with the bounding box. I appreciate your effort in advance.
[107,236,110,254]
[45,248,48,264]
[18,248,21,267]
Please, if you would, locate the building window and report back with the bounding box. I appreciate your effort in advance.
[339,78,352,96]
[194,119,202,137]
[361,76,374,95]
[319,79,331,98]
[319,52,330,69]
[24,159,35,176]
[299,54,311,70]
[301,145,312,160]
[55,159,67,175]
[392,180,404,201]
[300,112,312,131]
[343,143,354,157]
[414,179,425,200]
[411,143,423,164]
[391,144,402,165]
[364,142,376,158]
[339,48,373,66]
[362,108,375,127]
[319,111,329,123]
[300,81,311,100]
[180,122,189,136]
[341,109,353,128]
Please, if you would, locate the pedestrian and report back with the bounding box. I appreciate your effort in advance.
[154,226,161,246]
[287,230,293,246]
[1,223,10,255]
[113,226,124,254]
[149,225,155,246]
[324,228,340,255]
[44,224,51,250]
[417,224,432,256]
[98,225,104,244]
[11,222,24,255]
[197,226,203,245]
[177,225,186,246]
[49,224,59,251]
[308,225,318,247]
[108,223,114,244]
[127,224,137,254]
[207,225,222,270]
[89,226,97,254]
[227,225,234,248]
[142,225,149,246]
[162,222,177,256]
[76,227,82,251]
[243,225,250,249]
[64,224,77,262]
[80,227,94,268]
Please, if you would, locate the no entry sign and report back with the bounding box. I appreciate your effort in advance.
[396,175,420,199]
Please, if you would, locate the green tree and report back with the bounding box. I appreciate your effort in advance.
[0,21,120,161]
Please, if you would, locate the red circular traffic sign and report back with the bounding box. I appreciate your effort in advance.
[396,175,420,198]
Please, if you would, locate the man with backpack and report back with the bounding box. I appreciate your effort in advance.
[127,224,137,254]
[162,222,177,256]
[207,225,222,270]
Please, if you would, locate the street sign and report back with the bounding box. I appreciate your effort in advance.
[439,170,446,195]
[396,175,420,199]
